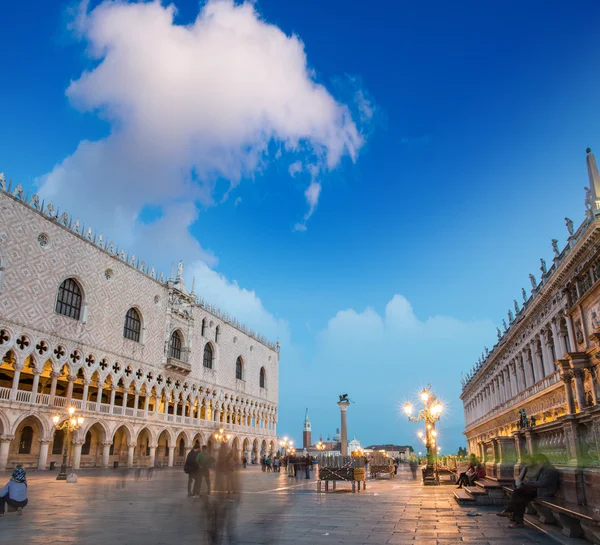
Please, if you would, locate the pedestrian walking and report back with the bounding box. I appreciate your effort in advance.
[194,445,215,495]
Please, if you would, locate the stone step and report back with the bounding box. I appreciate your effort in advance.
[524,514,584,545]
[476,478,503,490]
[464,486,487,496]
[453,489,475,504]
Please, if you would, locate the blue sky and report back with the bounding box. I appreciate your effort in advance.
[2,0,600,453]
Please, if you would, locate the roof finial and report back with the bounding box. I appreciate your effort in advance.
[169,263,174,281]
[585,147,600,219]
[191,277,196,296]
[176,260,184,282]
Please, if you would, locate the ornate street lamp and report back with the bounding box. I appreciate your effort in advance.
[403,385,443,485]
[214,428,231,443]
[52,407,84,482]
[315,441,325,452]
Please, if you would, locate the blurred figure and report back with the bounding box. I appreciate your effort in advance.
[194,445,215,496]
[184,443,200,497]
[200,444,241,544]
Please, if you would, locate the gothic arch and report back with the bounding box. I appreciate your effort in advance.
[77,419,110,443]
[11,411,51,440]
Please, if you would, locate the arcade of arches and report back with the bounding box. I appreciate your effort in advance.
[0,349,277,471]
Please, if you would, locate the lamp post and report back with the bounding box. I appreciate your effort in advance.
[52,407,84,482]
[214,428,231,443]
[403,385,443,485]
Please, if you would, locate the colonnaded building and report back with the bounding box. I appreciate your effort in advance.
[460,149,600,506]
[0,175,279,471]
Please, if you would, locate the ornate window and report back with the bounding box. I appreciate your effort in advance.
[169,331,183,360]
[19,426,33,454]
[215,326,220,344]
[55,278,83,320]
[123,308,142,342]
[81,431,92,455]
[201,319,206,337]
[52,429,65,455]
[259,367,266,389]
[203,344,213,369]
[236,357,243,380]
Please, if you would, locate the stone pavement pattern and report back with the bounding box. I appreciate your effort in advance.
[0,465,557,545]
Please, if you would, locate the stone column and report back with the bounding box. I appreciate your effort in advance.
[109,386,117,412]
[523,351,534,387]
[37,439,51,470]
[517,359,527,391]
[565,313,576,351]
[82,380,90,408]
[72,441,83,470]
[524,429,535,457]
[127,444,135,467]
[496,437,517,480]
[122,390,128,409]
[144,394,150,416]
[134,390,140,411]
[101,442,112,468]
[10,365,22,400]
[530,341,543,382]
[48,371,60,406]
[154,395,161,416]
[168,446,175,467]
[0,436,13,470]
[65,375,76,405]
[572,369,587,412]
[95,383,105,412]
[148,445,157,467]
[551,320,565,359]
[589,364,600,406]
[31,370,41,402]
[509,362,519,396]
[557,360,576,414]
[337,400,350,456]
[542,335,555,376]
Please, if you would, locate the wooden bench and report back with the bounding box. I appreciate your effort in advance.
[534,498,600,541]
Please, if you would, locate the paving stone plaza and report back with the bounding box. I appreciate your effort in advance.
[0,465,556,545]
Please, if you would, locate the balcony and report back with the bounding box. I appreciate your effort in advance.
[164,356,191,375]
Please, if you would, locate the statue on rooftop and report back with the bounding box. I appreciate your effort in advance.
[552,239,560,258]
[522,287,527,303]
[497,327,502,340]
[565,217,574,236]
[540,258,547,275]
[529,273,537,290]
[513,300,520,314]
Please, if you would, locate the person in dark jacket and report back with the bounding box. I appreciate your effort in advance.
[194,445,215,496]
[0,467,28,517]
[184,444,200,497]
[497,454,559,528]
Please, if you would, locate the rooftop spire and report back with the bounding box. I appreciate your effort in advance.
[585,148,600,219]
[304,407,309,422]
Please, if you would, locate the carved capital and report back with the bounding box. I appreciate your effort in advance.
[0,435,15,443]
[561,371,574,384]
[50,371,62,379]
[101,442,113,447]
[573,369,586,380]
[67,375,77,382]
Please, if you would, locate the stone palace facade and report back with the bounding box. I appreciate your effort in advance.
[0,175,279,471]
[460,149,600,507]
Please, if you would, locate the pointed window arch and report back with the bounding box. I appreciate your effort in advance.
[201,318,206,337]
[259,367,266,389]
[81,431,92,455]
[52,429,65,455]
[203,344,213,369]
[169,330,183,360]
[55,278,83,320]
[178,438,185,457]
[19,426,34,454]
[215,326,220,344]
[236,357,243,380]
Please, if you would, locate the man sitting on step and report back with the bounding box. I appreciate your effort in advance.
[497,454,559,529]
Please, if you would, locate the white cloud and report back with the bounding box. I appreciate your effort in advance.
[288,161,303,177]
[234,196,242,207]
[30,0,372,351]
[307,295,496,450]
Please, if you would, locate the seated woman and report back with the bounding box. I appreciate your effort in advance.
[0,467,28,517]
[456,457,477,488]
[470,463,486,486]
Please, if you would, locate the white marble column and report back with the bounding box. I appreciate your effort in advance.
[144,394,150,416]
[565,314,576,352]
[522,351,534,387]
[101,443,112,468]
[148,445,157,467]
[109,386,117,412]
[122,390,128,409]
[65,375,76,405]
[127,444,135,467]
[551,320,565,359]
[72,442,83,470]
[31,370,41,402]
[529,341,543,382]
[10,365,22,400]
[37,439,50,470]
[133,390,140,411]
[0,437,13,470]
[96,383,105,412]
[572,369,587,412]
[82,380,90,408]
[48,371,60,405]
[168,446,175,467]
